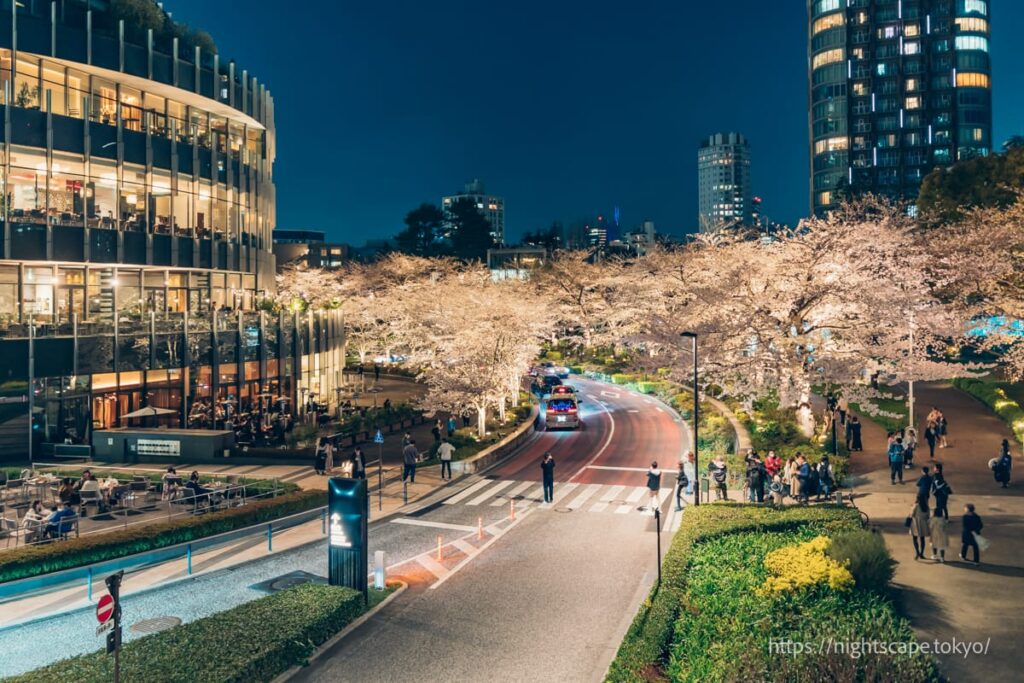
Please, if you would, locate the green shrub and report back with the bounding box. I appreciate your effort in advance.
[7,583,370,683]
[606,505,935,683]
[544,350,563,361]
[610,373,639,385]
[827,529,896,594]
[953,377,1024,446]
[0,490,326,584]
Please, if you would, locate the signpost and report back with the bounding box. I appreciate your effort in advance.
[374,430,384,511]
[328,477,369,602]
[100,571,124,683]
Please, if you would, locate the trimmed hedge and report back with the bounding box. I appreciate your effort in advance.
[953,377,1024,446]
[606,505,918,682]
[7,583,370,683]
[0,490,326,584]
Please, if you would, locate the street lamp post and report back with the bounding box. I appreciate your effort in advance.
[680,332,698,506]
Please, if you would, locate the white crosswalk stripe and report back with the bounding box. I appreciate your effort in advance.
[444,480,675,515]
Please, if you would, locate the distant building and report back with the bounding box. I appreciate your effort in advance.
[808,0,993,216]
[273,230,349,270]
[486,247,547,281]
[623,220,657,255]
[442,179,506,245]
[698,132,753,231]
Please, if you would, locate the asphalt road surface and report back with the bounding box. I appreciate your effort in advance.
[293,377,691,683]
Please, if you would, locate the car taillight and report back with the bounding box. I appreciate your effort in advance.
[567,408,577,413]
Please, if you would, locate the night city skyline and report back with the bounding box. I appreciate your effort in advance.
[170,0,1024,244]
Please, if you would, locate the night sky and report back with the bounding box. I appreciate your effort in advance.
[172,0,1024,243]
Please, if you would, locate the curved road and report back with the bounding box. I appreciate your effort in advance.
[491,377,689,486]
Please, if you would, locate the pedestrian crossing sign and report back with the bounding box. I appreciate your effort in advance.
[374,430,384,444]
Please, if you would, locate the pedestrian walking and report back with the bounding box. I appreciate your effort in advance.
[709,455,728,501]
[846,415,863,451]
[938,412,949,448]
[461,410,471,428]
[904,427,918,468]
[675,455,690,511]
[402,431,412,446]
[992,439,1012,488]
[932,463,952,519]
[929,509,949,562]
[646,462,662,514]
[402,439,418,483]
[959,503,984,564]
[437,438,455,480]
[888,437,906,484]
[916,466,933,504]
[432,420,442,443]
[908,497,930,560]
[923,422,938,460]
[446,415,457,438]
[351,446,366,480]
[314,438,328,476]
[541,452,555,503]
[838,395,849,425]
[373,362,381,382]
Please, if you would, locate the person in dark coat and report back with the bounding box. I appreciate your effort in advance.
[916,466,933,504]
[960,503,983,564]
[924,422,939,460]
[846,416,863,452]
[314,439,328,475]
[796,455,811,503]
[402,440,418,483]
[746,457,765,503]
[994,439,1012,488]
[645,462,662,514]
[541,453,556,503]
[351,447,366,480]
[932,463,952,519]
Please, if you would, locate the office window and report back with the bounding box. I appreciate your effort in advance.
[956,72,990,88]
[955,36,989,52]
[814,136,848,155]
[904,42,920,55]
[961,0,987,15]
[904,24,920,37]
[955,17,988,33]
[812,12,845,35]
[812,48,844,70]
[813,0,841,13]
[905,95,923,109]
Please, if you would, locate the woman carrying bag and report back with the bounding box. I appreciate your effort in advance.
[907,498,930,560]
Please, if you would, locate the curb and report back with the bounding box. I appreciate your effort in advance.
[271,580,409,683]
[450,404,540,476]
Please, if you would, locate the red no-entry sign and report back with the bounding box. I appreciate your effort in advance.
[96,594,115,624]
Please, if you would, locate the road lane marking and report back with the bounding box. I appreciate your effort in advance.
[550,482,579,505]
[655,406,665,413]
[587,465,650,472]
[615,487,647,514]
[627,409,640,413]
[443,479,494,505]
[523,484,545,504]
[600,390,620,398]
[453,539,478,557]
[568,399,616,483]
[416,554,451,580]
[566,483,602,510]
[490,480,534,505]
[391,518,478,533]
[466,480,515,506]
[430,509,534,591]
[589,485,625,512]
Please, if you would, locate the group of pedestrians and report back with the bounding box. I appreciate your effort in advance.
[906,466,983,565]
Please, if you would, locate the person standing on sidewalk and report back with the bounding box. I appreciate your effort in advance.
[932,463,952,519]
[709,455,728,501]
[924,422,939,460]
[993,439,1012,488]
[909,497,930,560]
[314,438,328,476]
[437,438,455,481]
[904,427,918,468]
[402,439,418,483]
[446,415,457,438]
[960,503,984,564]
[402,432,412,446]
[675,457,690,511]
[847,416,863,451]
[916,466,933,504]
[838,395,849,426]
[929,508,949,563]
[888,437,906,484]
[324,439,335,474]
[938,411,949,448]
[541,453,555,503]
[432,420,442,443]
[646,462,662,515]
[796,454,811,503]
[373,362,381,383]
[351,447,366,480]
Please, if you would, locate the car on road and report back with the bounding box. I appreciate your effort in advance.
[538,375,563,394]
[549,384,577,397]
[545,395,580,430]
[531,361,570,379]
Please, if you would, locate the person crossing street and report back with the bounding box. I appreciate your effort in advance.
[540,453,555,504]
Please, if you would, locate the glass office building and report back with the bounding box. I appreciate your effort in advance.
[808,0,993,215]
[0,1,343,458]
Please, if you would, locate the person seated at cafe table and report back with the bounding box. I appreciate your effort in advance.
[22,500,48,543]
[45,501,77,539]
[161,466,180,500]
[185,471,218,505]
[57,478,79,506]
[73,469,95,491]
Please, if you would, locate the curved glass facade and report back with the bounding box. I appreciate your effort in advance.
[0,2,343,459]
[807,0,993,216]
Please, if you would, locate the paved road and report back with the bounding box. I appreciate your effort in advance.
[293,378,691,683]
[0,378,689,680]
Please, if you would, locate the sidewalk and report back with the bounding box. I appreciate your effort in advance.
[847,381,1024,682]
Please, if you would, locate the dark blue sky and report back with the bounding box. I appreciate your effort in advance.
[173,0,1023,242]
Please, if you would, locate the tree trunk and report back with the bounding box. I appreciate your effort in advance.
[477,406,487,439]
[498,398,507,423]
